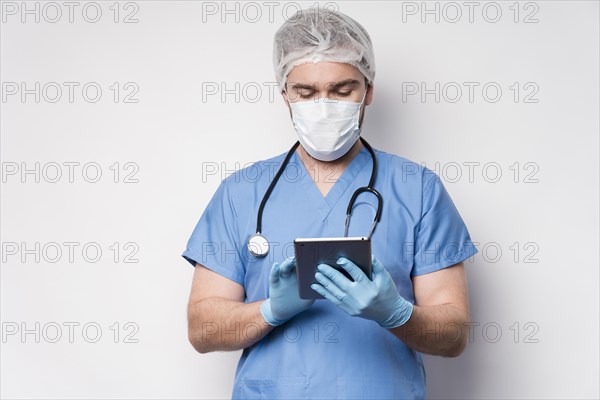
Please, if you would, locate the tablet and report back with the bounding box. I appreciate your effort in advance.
[294,237,372,300]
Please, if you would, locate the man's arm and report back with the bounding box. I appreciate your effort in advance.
[388,262,470,357]
[187,263,274,354]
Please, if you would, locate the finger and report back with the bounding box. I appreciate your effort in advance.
[269,262,280,285]
[371,254,385,277]
[337,257,367,283]
[279,256,296,277]
[316,263,351,292]
[310,283,341,306]
[314,270,349,302]
[371,255,391,285]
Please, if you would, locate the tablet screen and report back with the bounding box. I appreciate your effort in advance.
[294,237,372,300]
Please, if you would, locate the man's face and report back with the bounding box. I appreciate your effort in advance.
[282,61,373,125]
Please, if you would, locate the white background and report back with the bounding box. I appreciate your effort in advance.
[1,1,598,399]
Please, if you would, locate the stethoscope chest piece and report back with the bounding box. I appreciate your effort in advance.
[248,233,269,257]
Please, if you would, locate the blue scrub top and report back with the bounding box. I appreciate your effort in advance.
[182,144,478,399]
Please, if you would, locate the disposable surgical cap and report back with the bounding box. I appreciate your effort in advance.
[273,8,375,92]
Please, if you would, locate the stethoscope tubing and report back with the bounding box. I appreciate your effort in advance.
[249,137,382,257]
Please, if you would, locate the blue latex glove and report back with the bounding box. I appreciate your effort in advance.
[311,255,414,329]
[260,256,315,327]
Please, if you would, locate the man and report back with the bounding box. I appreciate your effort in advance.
[182,8,478,399]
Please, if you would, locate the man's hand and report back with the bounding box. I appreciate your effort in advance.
[311,254,413,328]
[260,256,315,326]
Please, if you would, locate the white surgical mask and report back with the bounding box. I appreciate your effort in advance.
[288,91,367,162]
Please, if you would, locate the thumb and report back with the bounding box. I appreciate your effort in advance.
[371,254,384,276]
[269,262,280,285]
[279,256,296,278]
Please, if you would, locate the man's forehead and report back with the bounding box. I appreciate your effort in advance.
[285,61,365,87]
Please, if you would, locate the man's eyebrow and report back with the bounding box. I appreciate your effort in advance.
[289,83,318,90]
[327,79,361,90]
[288,79,362,91]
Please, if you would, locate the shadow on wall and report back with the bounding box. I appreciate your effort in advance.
[361,85,415,154]
[363,88,488,398]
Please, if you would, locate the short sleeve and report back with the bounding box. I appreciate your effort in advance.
[181,179,245,286]
[411,168,478,276]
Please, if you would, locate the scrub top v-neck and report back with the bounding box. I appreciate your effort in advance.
[293,145,372,223]
[182,144,479,399]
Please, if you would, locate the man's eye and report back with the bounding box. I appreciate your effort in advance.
[336,91,352,97]
[298,92,315,99]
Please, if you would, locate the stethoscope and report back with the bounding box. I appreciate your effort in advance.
[247,137,383,257]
